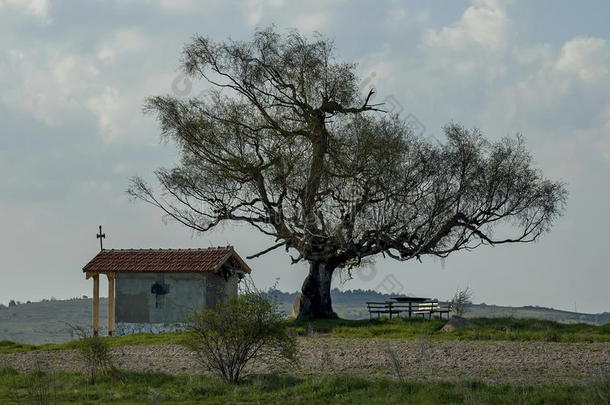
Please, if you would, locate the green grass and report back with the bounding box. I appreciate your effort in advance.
[2,317,609,355]
[0,340,39,354]
[289,317,610,342]
[289,317,445,338]
[0,367,608,405]
[449,318,610,342]
[0,332,185,355]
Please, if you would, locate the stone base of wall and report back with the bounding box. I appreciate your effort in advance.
[115,322,184,336]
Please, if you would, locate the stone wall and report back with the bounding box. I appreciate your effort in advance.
[114,322,184,336]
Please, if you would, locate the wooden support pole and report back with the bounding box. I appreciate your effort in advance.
[93,274,100,336]
[107,274,115,336]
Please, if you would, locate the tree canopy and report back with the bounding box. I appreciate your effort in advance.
[129,27,567,318]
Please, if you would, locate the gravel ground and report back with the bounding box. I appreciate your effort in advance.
[1,338,609,385]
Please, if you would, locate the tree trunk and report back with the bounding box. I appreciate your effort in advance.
[295,261,338,319]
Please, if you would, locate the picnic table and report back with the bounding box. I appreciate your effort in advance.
[391,296,431,318]
[366,296,451,320]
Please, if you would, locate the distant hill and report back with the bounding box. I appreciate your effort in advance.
[0,297,109,344]
[269,289,610,324]
[1,291,609,344]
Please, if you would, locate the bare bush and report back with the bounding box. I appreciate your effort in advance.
[383,346,405,383]
[451,287,473,317]
[182,292,297,383]
[70,325,114,383]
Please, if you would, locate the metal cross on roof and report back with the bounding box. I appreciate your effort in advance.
[96,225,106,251]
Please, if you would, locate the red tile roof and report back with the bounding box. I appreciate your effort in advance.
[82,246,251,274]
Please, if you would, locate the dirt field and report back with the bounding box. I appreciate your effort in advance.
[2,338,609,385]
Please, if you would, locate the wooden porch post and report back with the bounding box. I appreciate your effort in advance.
[107,274,115,336]
[92,274,100,336]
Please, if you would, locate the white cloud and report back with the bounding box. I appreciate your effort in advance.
[580,104,610,161]
[242,0,285,26]
[1,49,100,125]
[386,8,430,27]
[113,0,220,13]
[0,25,160,141]
[387,8,407,25]
[86,87,122,140]
[532,106,610,185]
[157,0,203,12]
[97,29,149,62]
[292,12,327,32]
[84,81,163,143]
[239,0,339,31]
[512,43,553,66]
[496,36,610,125]
[423,0,509,51]
[555,37,609,83]
[412,0,513,85]
[0,0,49,19]
[357,46,395,99]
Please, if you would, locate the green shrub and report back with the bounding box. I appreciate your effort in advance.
[182,292,297,383]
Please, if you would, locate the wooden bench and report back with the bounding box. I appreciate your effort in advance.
[366,302,392,319]
[366,302,419,320]
[413,301,451,320]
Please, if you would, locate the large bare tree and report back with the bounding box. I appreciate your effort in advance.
[129,27,567,319]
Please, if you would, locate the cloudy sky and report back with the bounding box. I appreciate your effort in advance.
[1,0,609,313]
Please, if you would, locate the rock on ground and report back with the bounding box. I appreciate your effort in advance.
[440,316,476,332]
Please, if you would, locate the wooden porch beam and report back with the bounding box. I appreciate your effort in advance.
[107,274,115,336]
[92,274,100,336]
